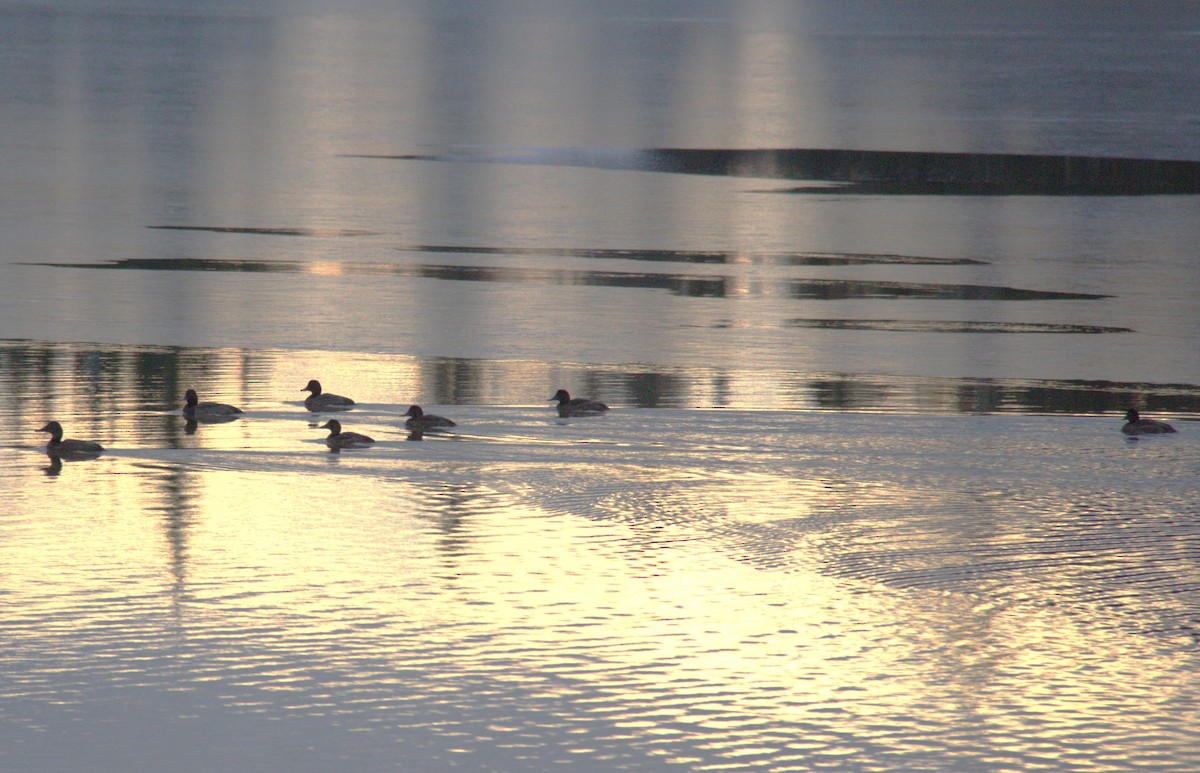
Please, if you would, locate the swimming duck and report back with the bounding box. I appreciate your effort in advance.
[318,419,374,448]
[550,388,609,416]
[302,379,355,411]
[404,404,456,430]
[39,421,104,457]
[1122,409,1176,435]
[183,388,243,418]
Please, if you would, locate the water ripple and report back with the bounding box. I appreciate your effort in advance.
[3,401,1199,771]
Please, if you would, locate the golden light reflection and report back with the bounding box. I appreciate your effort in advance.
[305,261,346,277]
[4,403,1197,769]
[2,340,1198,770]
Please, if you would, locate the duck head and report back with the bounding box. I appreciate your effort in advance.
[38,421,64,442]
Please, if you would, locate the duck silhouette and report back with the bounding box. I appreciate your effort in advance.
[302,380,355,411]
[550,389,609,416]
[404,405,456,430]
[318,419,374,448]
[1121,409,1176,435]
[39,421,104,458]
[183,388,243,418]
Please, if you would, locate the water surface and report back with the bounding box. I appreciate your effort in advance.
[2,2,1200,771]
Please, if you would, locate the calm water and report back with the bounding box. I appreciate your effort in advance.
[2,2,1200,771]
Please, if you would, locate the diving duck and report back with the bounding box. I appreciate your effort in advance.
[302,379,356,411]
[404,405,456,430]
[318,419,374,448]
[550,388,609,416]
[183,388,243,418]
[39,421,104,457]
[1121,409,1176,435]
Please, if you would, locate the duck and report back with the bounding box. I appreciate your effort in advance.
[1121,409,1176,435]
[404,404,456,430]
[183,388,243,418]
[318,419,374,448]
[39,421,104,457]
[550,388,609,416]
[302,379,355,411]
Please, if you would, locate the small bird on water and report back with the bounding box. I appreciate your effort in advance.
[183,388,243,418]
[1121,409,1176,435]
[550,389,609,416]
[302,379,356,411]
[39,421,104,457]
[404,405,456,430]
[318,419,375,448]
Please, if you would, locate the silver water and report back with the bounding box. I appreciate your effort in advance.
[2,2,1199,771]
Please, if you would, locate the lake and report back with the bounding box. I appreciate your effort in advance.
[2,2,1199,771]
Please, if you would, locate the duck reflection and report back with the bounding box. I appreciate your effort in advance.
[42,454,63,477]
[183,413,241,436]
[406,427,469,442]
[41,448,108,476]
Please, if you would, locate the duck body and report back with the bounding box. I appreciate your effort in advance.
[551,389,609,416]
[1122,409,1176,435]
[318,419,374,448]
[404,404,456,430]
[39,421,104,457]
[183,388,243,418]
[303,379,355,411]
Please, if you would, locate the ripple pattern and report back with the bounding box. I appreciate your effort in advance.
[2,404,1199,771]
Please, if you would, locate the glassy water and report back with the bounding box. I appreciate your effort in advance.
[2,2,1199,771]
